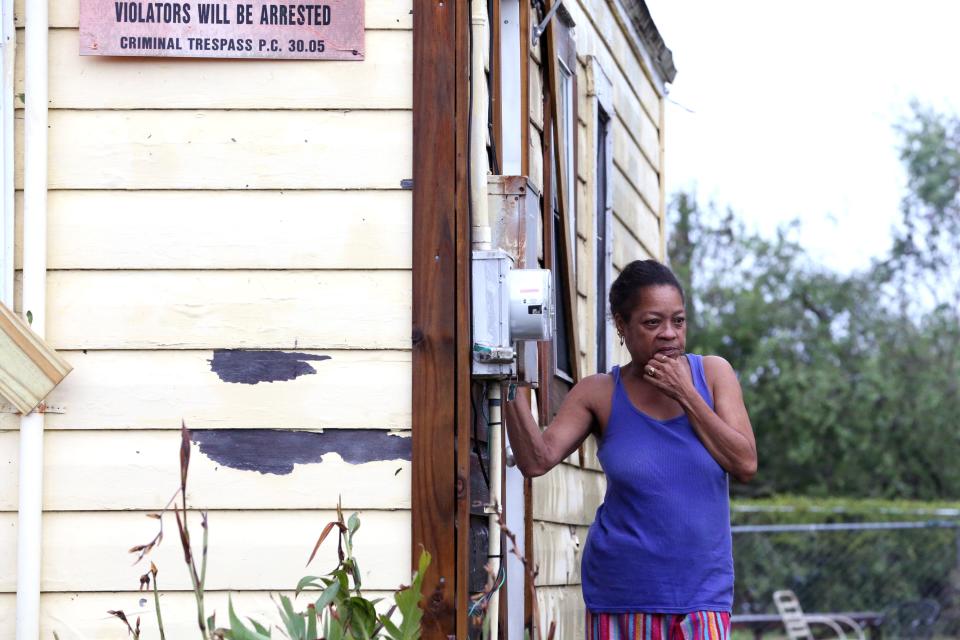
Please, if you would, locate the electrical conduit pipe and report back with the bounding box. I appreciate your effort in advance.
[470,0,491,250]
[487,382,503,640]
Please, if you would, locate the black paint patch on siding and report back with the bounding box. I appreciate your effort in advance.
[191,429,412,475]
[209,350,331,384]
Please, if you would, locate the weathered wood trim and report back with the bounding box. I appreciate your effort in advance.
[519,7,535,634]
[658,94,667,260]
[412,0,462,637]
[454,1,473,637]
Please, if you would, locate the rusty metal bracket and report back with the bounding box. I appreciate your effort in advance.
[1,402,66,415]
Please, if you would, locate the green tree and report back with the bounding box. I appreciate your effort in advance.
[668,104,960,499]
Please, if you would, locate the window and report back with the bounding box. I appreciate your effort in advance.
[542,8,579,416]
[544,11,578,390]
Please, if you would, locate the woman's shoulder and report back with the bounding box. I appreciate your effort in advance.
[699,354,737,387]
[571,371,617,406]
[576,371,617,392]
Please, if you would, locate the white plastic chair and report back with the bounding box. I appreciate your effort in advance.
[773,590,866,640]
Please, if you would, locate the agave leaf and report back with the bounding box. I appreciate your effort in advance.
[394,550,431,640]
[306,604,318,640]
[273,593,305,639]
[228,596,272,640]
[249,619,271,636]
[378,616,402,640]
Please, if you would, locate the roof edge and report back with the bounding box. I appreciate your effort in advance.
[621,0,677,84]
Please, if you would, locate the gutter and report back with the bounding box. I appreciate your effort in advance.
[17,0,49,637]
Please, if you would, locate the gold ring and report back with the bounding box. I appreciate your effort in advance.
[647,366,656,376]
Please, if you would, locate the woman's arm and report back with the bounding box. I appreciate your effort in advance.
[645,354,757,482]
[502,375,604,477]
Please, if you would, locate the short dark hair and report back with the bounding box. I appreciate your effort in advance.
[609,259,685,321]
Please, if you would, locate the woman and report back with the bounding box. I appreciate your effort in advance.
[504,259,757,640]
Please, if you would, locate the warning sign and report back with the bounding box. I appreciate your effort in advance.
[80,1,365,60]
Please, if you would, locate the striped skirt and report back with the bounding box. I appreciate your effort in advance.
[585,610,730,640]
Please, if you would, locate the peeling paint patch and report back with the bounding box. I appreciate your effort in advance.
[209,350,331,384]
[191,429,411,475]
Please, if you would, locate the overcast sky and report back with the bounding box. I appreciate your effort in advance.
[644,1,960,273]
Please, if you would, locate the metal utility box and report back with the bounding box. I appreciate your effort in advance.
[508,268,553,342]
[488,175,541,385]
[472,250,515,378]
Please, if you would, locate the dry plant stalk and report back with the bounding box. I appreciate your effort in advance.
[114,421,210,640]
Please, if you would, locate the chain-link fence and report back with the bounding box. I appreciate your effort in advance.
[732,516,960,637]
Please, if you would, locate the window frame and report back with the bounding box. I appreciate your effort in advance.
[589,57,614,374]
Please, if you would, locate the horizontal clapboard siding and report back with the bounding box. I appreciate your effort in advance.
[534,521,590,586]
[44,271,411,350]
[0,430,411,511]
[13,0,413,29]
[15,110,412,190]
[532,463,605,527]
[537,585,586,640]
[13,190,412,270]
[569,0,661,124]
[15,29,411,110]
[7,0,419,632]
[0,510,409,592]
[613,167,661,258]
[0,349,409,431]
[0,590,396,640]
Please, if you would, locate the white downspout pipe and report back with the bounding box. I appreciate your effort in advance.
[1,0,14,303]
[470,0,491,250]
[17,0,48,637]
[486,382,502,640]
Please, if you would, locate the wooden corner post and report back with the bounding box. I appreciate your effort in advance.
[412,0,471,638]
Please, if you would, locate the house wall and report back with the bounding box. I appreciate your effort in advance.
[1,1,414,637]
[527,1,667,637]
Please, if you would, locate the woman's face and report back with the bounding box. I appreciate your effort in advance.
[615,284,686,364]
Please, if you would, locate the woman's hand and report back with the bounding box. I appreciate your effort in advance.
[643,353,696,402]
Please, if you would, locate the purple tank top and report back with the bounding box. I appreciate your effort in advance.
[581,354,733,613]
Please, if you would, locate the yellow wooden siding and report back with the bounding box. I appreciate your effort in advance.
[15,110,411,190]
[1,350,408,431]
[537,585,586,640]
[613,166,661,257]
[532,463,605,526]
[566,0,660,124]
[16,30,411,110]
[14,190,411,270]
[562,433,602,472]
[14,0,413,29]
[0,430,411,512]
[0,510,408,592]
[612,126,660,216]
[44,271,410,350]
[6,0,416,628]
[534,521,589,586]
[0,590,394,640]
